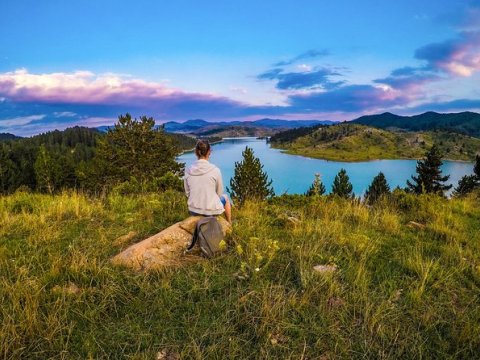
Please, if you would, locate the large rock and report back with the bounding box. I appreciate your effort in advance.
[111,216,231,271]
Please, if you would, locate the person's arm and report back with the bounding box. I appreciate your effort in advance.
[184,176,190,197]
[216,169,224,196]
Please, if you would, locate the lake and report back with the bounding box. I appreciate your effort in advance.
[178,137,475,196]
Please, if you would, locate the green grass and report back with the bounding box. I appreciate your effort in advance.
[272,124,480,162]
[1,190,480,358]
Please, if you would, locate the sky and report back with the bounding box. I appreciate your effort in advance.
[1,0,480,136]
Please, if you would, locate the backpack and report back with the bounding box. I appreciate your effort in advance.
[187,216,224,258]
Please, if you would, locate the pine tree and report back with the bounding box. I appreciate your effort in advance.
[306,173,326,196]
[453,175,479,197]
[34,144,59,193]
[365,172,390,205]
[228,146,274,205]
[453,155,480,197]
[406,144,452,196]
[474,154,480,178]
[331,168,353,198]
[91,113,184,187]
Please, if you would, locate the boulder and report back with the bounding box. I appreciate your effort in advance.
[111,216,231,271]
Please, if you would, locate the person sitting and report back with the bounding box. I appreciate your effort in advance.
[184,139,232,223]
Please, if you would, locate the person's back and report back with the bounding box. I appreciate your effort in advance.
[184,140,232,223]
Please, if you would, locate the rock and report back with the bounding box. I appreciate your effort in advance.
[52,282,81,295]
[269,333,289,345]
[287,216,301,226]
[113,231,138,246]
[111,216,231,271]
[407,221,426,230]
[156,349,180,360]
[327,296,345,309]
[313,264,337,274]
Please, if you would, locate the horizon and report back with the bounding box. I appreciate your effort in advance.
[1,0,480,136]
[3,109,480,138]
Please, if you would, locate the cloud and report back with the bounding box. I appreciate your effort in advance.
[0,69,250,119]
[414,31,480,76]
[0,114,46,127]
[406,98,480,113]
[273,49,329,66]
[53,111,77,117]
[257,67,343,90]
[374,67,441,92]
[286,85,410,113]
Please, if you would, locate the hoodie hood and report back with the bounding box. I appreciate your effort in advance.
[186,159,217,176]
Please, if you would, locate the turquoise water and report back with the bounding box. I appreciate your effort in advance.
[178,137,475,196]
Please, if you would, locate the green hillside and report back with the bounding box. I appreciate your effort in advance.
[352,111,480,137]
[271,123,480,161]
[1,190,479,358]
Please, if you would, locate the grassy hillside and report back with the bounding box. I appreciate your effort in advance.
[1,190,480,358]
[271,123,480,161]
[351,111,480,138]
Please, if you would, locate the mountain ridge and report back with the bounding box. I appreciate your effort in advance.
[351,111,480,137]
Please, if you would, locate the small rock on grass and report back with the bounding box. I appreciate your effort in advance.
[407,221,426,230]
[313,264,337,274]
[156,349,180,360]
[52,282,81,295]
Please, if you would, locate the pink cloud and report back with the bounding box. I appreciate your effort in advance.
[415,31,480,77]
[0,69,242,109]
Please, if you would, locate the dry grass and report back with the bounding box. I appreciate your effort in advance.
[0,190,479,358]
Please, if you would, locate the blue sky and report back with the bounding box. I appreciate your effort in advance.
[1,0,480,135]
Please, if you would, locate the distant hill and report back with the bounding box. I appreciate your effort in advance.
[162,118,334,134]
[351,111,480,137]
[0,133,23,141]
[195,126,276,138]
[271,123,480,161]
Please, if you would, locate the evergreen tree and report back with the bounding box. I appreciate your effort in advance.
[365,172,390,205]
[228,146,274,205]
[331,168,353,198]
[453,175,479,197]
[91,113,184,187]
[453,155,480,197]
[0,145,18,193]
[306,173,326,196]
[34,145,59,193]
[474,154,480,178]
[406,144,452,196]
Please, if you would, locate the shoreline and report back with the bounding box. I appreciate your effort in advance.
[273,146,477,163]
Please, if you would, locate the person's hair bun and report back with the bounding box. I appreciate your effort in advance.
[195,139,211,158]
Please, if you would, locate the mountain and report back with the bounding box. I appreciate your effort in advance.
[351,111,480,137]
[271,123,480,161]
[162,118,334,133]
[162,119,211,132]
[194,126,276,138]
[0,133,23,141]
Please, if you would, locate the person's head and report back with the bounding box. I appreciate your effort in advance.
[195,139,211,159]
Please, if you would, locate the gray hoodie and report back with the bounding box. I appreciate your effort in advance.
[184,159,224,215]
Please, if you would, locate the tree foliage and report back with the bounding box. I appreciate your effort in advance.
[331,168,354,198]
[454,155,480,197]
[306,173,326,196]
[228,146,274,205]
[0,127,99,194]
[82,114,184,190]
[407,144,452,196]
[365,172,390,205]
